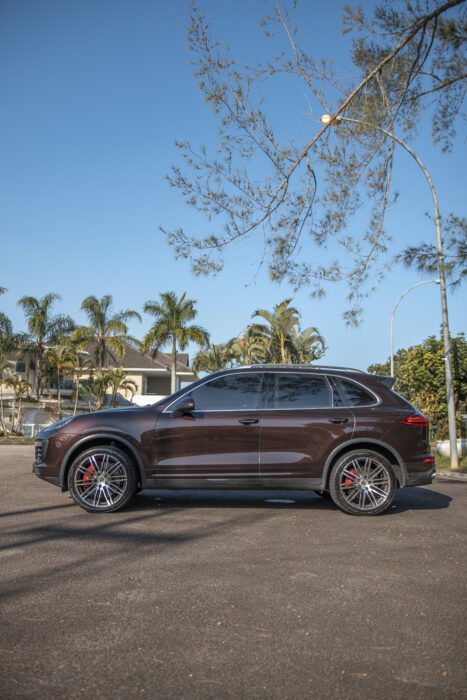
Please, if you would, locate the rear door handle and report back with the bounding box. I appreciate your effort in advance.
[239,418,259,425]
[328,417,349,424]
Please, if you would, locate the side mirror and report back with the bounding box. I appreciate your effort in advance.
[171,396,195,417]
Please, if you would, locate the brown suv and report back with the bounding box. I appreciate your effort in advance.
[33,365,435,516]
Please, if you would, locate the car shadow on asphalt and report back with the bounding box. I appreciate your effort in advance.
[391,486,452,512]
[131,486,452,514]
[130,489,329,512]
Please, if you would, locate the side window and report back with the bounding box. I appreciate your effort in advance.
[267,374,331,409]
[191,373,264,410]
[329,377,344,407]
[335,378,376,407]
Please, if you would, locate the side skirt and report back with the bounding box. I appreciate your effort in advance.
[142,477,323,491]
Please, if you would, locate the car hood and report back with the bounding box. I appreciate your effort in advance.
[38,404,164,437]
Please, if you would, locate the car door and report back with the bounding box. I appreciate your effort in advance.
[153,372,266,488]
[259,372,354,488]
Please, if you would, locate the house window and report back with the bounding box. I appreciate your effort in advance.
[15,362,26,374]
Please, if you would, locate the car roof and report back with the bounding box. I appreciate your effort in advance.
[215,364,366,378]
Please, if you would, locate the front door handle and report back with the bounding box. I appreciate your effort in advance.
[328,417,349,424]
[239,418,259,425]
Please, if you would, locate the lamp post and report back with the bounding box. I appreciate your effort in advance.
[390,280,440,377]
[321,114,459,469]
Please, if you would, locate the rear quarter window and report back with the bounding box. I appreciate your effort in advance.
[335,378,377,407]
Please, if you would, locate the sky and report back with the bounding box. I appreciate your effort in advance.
[0,0,465,371]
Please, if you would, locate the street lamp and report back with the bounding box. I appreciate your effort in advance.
[390,280,440,377]
[321,114,459,469]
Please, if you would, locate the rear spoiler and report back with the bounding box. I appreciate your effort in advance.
[374,375,397,390]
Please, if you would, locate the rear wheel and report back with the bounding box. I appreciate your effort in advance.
[329,450,396,516]
[68,446,137,513]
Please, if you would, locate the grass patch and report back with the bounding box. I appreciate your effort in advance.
[434,452,467,473]
[0,437,36,445]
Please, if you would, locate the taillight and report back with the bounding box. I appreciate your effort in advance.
[401,414,429,427]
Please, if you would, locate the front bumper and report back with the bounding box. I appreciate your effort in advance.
[32,461,60,486]
[33,437,60,486]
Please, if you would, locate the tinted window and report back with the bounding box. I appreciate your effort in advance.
[336,378,375,406]
[267,374,331,409]
[191,374,264,410]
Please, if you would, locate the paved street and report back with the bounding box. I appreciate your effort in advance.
[1,445,466,699]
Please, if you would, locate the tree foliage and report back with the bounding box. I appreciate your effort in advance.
[142,291,210,393]
[249,298,325,363]
[105,367,138,408]
[396,214,467,286]
[193,297,326,371]
[3,374,31,433]
[45,343,75,419]
[79,371,110,412]
[163,0,465,322]
[192,343,235,375]
[73,295,141,371]
[368,332,467,437]
[18,293,75,397]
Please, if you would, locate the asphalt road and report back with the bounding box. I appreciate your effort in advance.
[1,445,466,699]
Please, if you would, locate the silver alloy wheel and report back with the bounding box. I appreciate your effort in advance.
[338,455,392,511]
[73,451,129,510]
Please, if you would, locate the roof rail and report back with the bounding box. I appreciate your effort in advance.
[310,365,365,374]
[230,364,365,373]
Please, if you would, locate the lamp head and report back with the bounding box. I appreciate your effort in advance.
[320,114,343,126]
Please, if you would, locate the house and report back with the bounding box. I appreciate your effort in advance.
[83,341,196,405]
[1,342,196,406]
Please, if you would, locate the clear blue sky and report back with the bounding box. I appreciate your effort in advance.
[0,0,465,369]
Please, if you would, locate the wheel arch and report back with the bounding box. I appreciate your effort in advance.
[59,434,145,491]
[322,439,406,490]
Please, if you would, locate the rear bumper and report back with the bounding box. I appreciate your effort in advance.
[406,467,436,487]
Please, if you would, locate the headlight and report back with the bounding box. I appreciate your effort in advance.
[42,417,75,433]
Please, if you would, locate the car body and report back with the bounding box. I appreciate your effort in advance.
[33,365,436,515]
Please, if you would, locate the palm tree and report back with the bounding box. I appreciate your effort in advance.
[0,310,20,364]
[4,375,30,433]
[142,292,210,393]
[193,343,234,376]
[79,372,109,412]
[228,331,268,365]
[45,344,74,419]
[249,298,301,364]
[105,367,138,407]
[18,293,75,398]
[290,327,326,363]
[68,350,94,415]
[73,295,141,371]
[0,364,10,433]
[16,378,31,433]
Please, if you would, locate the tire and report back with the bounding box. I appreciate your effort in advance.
[329,450,396,516]
[68,445,137,513]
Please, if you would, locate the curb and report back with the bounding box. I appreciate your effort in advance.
[435,470,467,481]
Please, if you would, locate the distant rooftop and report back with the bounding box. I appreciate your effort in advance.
[85,341,192,373]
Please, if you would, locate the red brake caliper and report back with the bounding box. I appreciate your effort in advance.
[83,464,95,490]
[345,468,355,488]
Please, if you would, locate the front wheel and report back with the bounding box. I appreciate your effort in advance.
[329,450,396,516]
[68,446,137,513]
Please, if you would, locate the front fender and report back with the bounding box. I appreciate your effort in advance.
[59,433,146,490]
